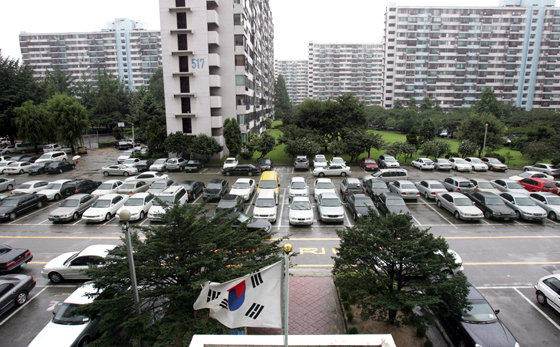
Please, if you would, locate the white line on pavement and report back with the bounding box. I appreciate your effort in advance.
[198,168,208,174]
[0,286,49,327]
[411,215,422,226]
[38,219,49,225]
[102,216,116,226]
[420,200,457,229]
[277,188,287,229]
[8,204,53,225]
[513,288,560,332]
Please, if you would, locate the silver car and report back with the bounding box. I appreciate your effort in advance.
[313,164,351,177]
[499,192,547,221]
[441,177,476,194]
[414,180,448,200]
[317,192,345,223]
[435,192,484,220]
[490,179,530,195]
[117,181,149,195]
[522,163,560,177]
[147,179,175,195]
[529,192,560,221]
[434,158,452,171]
[388,180,420,201]
[0,178,15,192]
[101,164,138,177]
[149,158,168,172]
[48,194,98,222]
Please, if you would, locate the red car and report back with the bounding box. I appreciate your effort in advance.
[359,157,378,171]
[518,177,558,195]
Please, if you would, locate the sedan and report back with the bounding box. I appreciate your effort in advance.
[178,181,205,201]
[330,157,346,166]
[449,157,472,172]
[0,244,33,273]
[491,179,530,195]
[411,158,435,170]
[441,177,476,194]
[378,155,399,169]
[222,164,262,176]
[12,180,49,195]
[530,192,560,221]
[146,179,175,195]
[313,164,351,177]
[0,193,46,222]
[117,181,149,195]
[0,274,36,316]
[4,162,32,175]
[346,193,378,220]
[435,192,484,220]
[509,170,554,182]
[288,195,313,225]
[388,180,420,201]
[414,180,447,200]
[101,164,138,177]
[48,194,98,222]
[257,158,273,171]
[184,160,204,172]
[0,178,15,192]
[149,158,168,172]
[229,178,256,201]
[313,178,336,201]
[535,274,560,314]
[92,179,123,196]
[313,155,328,169]
[122,158,141,168]
[373,192,411,218]
[0,161,16,174]
[481,157,508,171]
[116,192,154,221]
[202,179,229,201]
[433,158,452,171]
[223,157,238,169]
[215,212,272,235]
[317,192,345,223]
[464,157,488,171]
[522,163,560,177]
[82,194,128,223]
[465,191,517,221]
[27,161,52,175]
[134,159,154,172]
[45,161,75,174]
[214,194,245,215]
[499,192,547,221]
[124,171,169,185]
[469,178,500,194]
[359,157,378,171]
[289,177,309,199]
[364,176,390,200]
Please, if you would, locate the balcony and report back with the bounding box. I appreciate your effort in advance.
[208,31,220,46]
[211,116,222,128]
[210,96,222,108]
[207,10,219,26]
[209,74,221,88]
[208,53,220,67]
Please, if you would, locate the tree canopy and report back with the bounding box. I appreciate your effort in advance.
[457,113,506,156]
[46,93,90,151]
[274,75,292,123]
[223,118,242,157]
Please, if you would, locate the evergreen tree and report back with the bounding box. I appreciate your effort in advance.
[145,117,167,154]
[393,99,403,110]
[43,66,77,97]
[419,96,433,111]
[13,101,52,153]
[223,118,242,157]
[474,87,504,119]
[148,66,165,110]
[274,75,292,121]
[419,118,438,143]
[46,93,90,152]
[192,133,222,161]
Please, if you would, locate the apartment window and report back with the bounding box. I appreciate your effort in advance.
[177,12,187,29]
[235,55,245,66]
[178,34,188,50]
[234,14,242,25]
[234,0,240,3]
[234,35,244,46]
[182,118,192,133]
[176,0,185,7]
[236,75,245,85]
[179,56,189,72]
[181,98,191,113]
[180,77,190,93]
[237,114,245,124]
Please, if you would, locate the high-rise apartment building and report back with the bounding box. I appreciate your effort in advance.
[274,60,308,105]
[19,18,161,90]
[382,0,560,111]
[159,0,274,157]
[308,42,384,106]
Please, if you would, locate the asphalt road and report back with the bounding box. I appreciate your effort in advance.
[0,150,559,346]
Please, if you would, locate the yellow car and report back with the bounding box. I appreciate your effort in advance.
[77,146,88,154]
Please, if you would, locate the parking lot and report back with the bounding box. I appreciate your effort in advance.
[1,148,559,346]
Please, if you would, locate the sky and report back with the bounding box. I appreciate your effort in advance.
[0,0,500,62]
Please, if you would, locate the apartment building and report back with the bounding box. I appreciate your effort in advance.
[382,0,560,111]
[274,60,308,105]
[159,0,274,157]
[19,18,161,90]
[308,42,384,106]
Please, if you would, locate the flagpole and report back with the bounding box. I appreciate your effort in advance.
[283,243,292,347]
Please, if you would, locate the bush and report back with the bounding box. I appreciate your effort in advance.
[348,327,359,334]
[346,311,354,322]
[446,152,459,159]
[99,141,116,149]
[416,324,427,338]
[424,341,434,347]
[485,152,505,163]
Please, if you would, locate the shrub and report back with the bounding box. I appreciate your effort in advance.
[416,324,427,338]
[346,311,354,322]
[485,152,505,163]
[424,341,434,347]
[348,327,359,334]
[99,141,116,149]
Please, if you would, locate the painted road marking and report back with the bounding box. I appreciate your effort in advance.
[7,204,53,225]
[514,287,560,332]
[420,199,457,229]
[0,286,49,327]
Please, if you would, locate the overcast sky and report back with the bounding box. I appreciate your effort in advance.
[1,0,498,62]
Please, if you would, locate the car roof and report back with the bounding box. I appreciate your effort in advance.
[209,179,225,183]
[292,195,310,201]
[444,192,470,198]
[20,180,47,185]
[528,177,554,182]
[221,194,241,200]
[102,179,122,184]
[346,177,360,182]
[160,186,184,195]
[51,179,72,184]
[130,192,151,198]
[98,193,121,200]
[471,178,490,182]
[66,194,91,199]
[316,178,333,183]
[77,244,115,258]
[498,178,520,183]
[179,180,198,185]
[4,194,30,201]
[234,178,253,183]
[352,194,370,199]
[531,192,557,197]
[447,176,470,181]
[320,192,339,199]
[257,189,276,198]
[422,180,443,184]
[505,192,532,198]
[291,177,306,182]
[64,282,100,305]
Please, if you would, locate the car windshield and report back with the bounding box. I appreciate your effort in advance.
[518,172,532,178]
[154,159,166,164]
[478,182,493,189]
[233,183,250,189]
[291,200,311,210]
[455,198,472,206]
[207,183,223,190]
[259,181,277,189]
[430,183,445,190]
[438,159,450,164]
[515,197,536,206]
[543,183,556,189]
[291,182,307,189]
[33,162,49,167]
[38,154,51,159]
[454,159,467,164]
[486,198,504,205]
[17,184,31,189]
[386,199,405,206]
[489,159,501,164]
[125,198,145,206]
[400,183,415,190]
[225,159,236,164]
[355,198,374,206]
[0,199,18,207]
[186,160,198,164]
[153,196,175,206]
[470,158,483,164]
[316,182,334,189]
[92,200,111,208]
[122,151,133,156]
[259,159,271,165]
[296,157,307,162]
[59,199,79,207]
[53,303,89,325]
[348,182,361,189]
[151,182,167,189]
[218,200,238,208]
[321,198,341,207]
[315,157,326,162]
[0,163,9,167]
[123,159,136,164]
[121,184,136,190]
[256,198,275,208]
[547,197,560,205]
[507,182,524,189]
[98,183,114,190]
[370,181,387,189]
[364,159,375,163]
[384,157,396,162]
[461,301,497,323]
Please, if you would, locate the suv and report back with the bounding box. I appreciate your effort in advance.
[148,186,189,221]
[294,155,309,171]
[203,179,229,201]
[35,151,67,163]
[115,141,130,150]
[339,177,364,202]
[165,157,188,171]
[378,155,400,169]
[60,179,102,198]
[368,168,408,183]
[441,177,476,193]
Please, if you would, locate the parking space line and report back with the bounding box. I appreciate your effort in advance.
[38,219,49,225]
[277,188,287,229]
[102,216,116,226]
[420,199,457,229]
[513,287,560,332]
[7,204,53,225]
[0,286,49,327]
[140,218,149,226]
[411,215,422,226]
[199,168,208,174]
[72,219,82,225]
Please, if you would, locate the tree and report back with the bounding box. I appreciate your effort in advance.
[192,134,222,161]
[91,71,130,130]
[398,109,419,134]
[406,126,419,148]
[522,141,557,164]
[148,67,165,110]
[43,66,76,97]
[223,118,242,157]
[457,139,478,157]
[385,141,416,161]
[418,118,437,143]
[164,131,193,158]
[407,97,418,112]
[393,99,403,110]
[248,133,276,160]
[332,214,469,326]
[473,87,504,119]
[77,200,286,346]
[284,137,320,160]
[363,132,385,158]
[265,118,272,129]
[145,117,167,154]
[458,113,506,156]
[46,93,89,152]
[13,101,51,152]
[112,126,125,141]
[420,139,451,159]
[419,96,433,112]
[274,75,292,121]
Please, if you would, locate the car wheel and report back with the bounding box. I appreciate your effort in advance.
[515,211,521,220]
[6,184,13,191]
[58,169,63,174]
[37,201,43,208]
[226,171,230,176]
[489,166,494,171]
[248,172,253,176]
[103,171,109,176]
[63,158,67,161]
[341,172,347,177]
[437,200,442,207]
[18,170,22,174]
[524,168,529,172]
[72,212,79,221]
[54,194,61,201]
[549,211,558,220]
[353,212,358,221]
[537,291,548,306]
[319,172,325,177]
[15,290,28,306]
[105,213,111,221]
[140,211,145,220]
[424,192,429,199]
[9,212,16,221]
[79,338,90,347]
[454,211,461,220]
[123,172,129,177]
[49,272,63,283]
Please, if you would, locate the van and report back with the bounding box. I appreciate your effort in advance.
[253,190,278,223]
[43,144,61,153]
[35,151,68,163]
[2,143,37,154]
[369,168,408,183]
[258,170,280,203]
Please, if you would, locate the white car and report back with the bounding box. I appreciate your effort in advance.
[388,180,420,201]
[223,157,238,169]
[509,170,554,182]
[150,158,168,172]
[148,186,189,221]
[116,192,154,221]
[414,180,448,200]
[317,192,345,223]
[35,151,68,163]
[464,157,488,171]
[435,192,484,220]
[124,171,169,185]
[312,164,351,177]
[229,178,256,201]
[39,179,72,201]
[434,158,452,171]
[449,157,472,172]
[314,178,336,201]
[82,194,128,223]
[117,150,134,164]
[122,158,141,168]
[469,178,501,194]
[92,179,123,196]
[0,161,15,174]
[288,195,313,225]
[5,162,32,174]
[289,177,309,198]
[535,274,560,314]
[41,244,117,283]
[12,180,49,195]
[411,158,435,170]
[146,180,175,195]
[253,189,278,223]
[329,157,346,166]
[313,154,328,168]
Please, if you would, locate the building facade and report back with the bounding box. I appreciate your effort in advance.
[19,18,161,90]
[159,0,274,156]
[274,60,308,105]
[382,0,560,111]
[307,42,384,106]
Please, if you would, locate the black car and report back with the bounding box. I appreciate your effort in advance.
[27,161,53,175]
[257,158,273,171]
[222,164,262,176]
[465,191,517,221]
[438,284,519,347]
[346,194,378,220]
[373,192,411,219]
[364,178,390,199]
[203,179,229,201]
[184,160,204,172]
[0,274,36,316]
[60,179,102,197]
[45,161,75,174]
[0,193,47,222]
[134,160,154,172]
[214,194,245,215]
[19,155,40,163]
[178,181,205,200]
[0,244,33,273]
[214,212,272,235]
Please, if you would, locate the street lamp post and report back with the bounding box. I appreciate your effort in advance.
[119,209,141,316]
[482,123,489,157]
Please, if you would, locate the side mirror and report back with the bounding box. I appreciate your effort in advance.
[494,309,500,315]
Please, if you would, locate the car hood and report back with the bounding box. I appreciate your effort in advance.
[487,204,515,214]
[289,209,313,218]
[50,207,78,216]
[319,206,344,215]
[372,188,391,195]
[386,205,410,215]
[457,206,483,214]
[230,188,250,197]
[253,206,276,215]
[461,320,517,347]
[44,252,75,271]
[28,321,90,347]
[247,218,271,230]
[83,207,110,217]
[150,164,165,168]
[516,205,546,214]
[117,205,146,215]
[149,206,168,214]
[92,189,114,196]
[314,162,328,167]
[355,205,374,216]
[0,206,17,214]
[204,189,222,195]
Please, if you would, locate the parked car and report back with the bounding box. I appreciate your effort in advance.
[522,163,560,177]
[117,181,149,195]
[289,177,309,199]
[364,177,390,199]
[346,193,378,220]
[294,155,310,171]
[38,179,72,201]
[313,178,337,201]
[184,160,204,172]
[0,193,46,222]
[0,161,15,174]
[222,164,262,176]
[433,158,452,171]
[499,192,547,221]
[313,164,351,177]
[223,157,238,170]
[0,178,15,192]
[149,158,168,172]
[0,244,33,273]
[166,157,188,171]
[435,192,484,221]
[463,157,488,171]
[317,192,345,223]
[469,178,501,194]
[178,180,205,201]
[122,158,141,168]
[82,194,128,223]
[229,178,256,201]
[510,170,555,182]
[253,189,278,223]
[373,192,411,219]
[48,194,98,222]
[257,158,273,171]
[92,180,123,196]
[449,157,472,172]
[4,162,32,175]
[45,161,75,174]
[411,158,435,170]
[465,191,517,221]
[535,274,560,314]
[12,180,49,195]
[0,274,35,316]
[202,179,229,201]
[288,195,313,226]
[414,180,448,200]
[378,155,400,169]
[116,192,154,221]
[339,177,364,202]
[41,245,117,283]
[518,177,559,194]
[313,155,328,168]
[27,160,52,175]
[388,180,420,201]
[146,179,175,195]
[441,177,476,193]
[117,150,134,163]
[101,164,138,177]
[481,157,508,171]
[18,155,40,164]
[77,146,88,154]
[529,192,560,221]
[330,157,346,166]
[60,179,102,197]
[491,178,531,195]
[359,157,378,171]
[35,151,67,164]
[214,194,245,215]
[42,144,62,153]
[124,171,169,185]
[214,212,272,234]
[148,186,189,221]
[367,168,408,183]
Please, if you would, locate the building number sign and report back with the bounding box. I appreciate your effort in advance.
[191,58,205,69]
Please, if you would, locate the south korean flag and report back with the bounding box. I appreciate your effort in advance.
[193,261,283,329]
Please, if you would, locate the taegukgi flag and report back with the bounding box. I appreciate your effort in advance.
[193,261,283,329]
